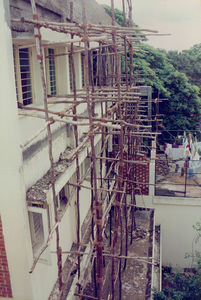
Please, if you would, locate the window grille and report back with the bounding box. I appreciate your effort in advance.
[69,56,73,91]
[48,48,57,95]
[29,211,45,255]
[13,47,19,103]
[15,48,33,105]
[81,53,85,87]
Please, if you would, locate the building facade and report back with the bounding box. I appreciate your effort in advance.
[0,1,159,299]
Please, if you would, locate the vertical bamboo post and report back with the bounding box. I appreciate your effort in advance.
[122,0,126,26]
[127,0,133,27]
[110,0,124,298]
[81,1,103,298]
[30,0,63,292]
[69,1,81,287]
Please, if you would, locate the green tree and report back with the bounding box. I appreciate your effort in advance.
[133,45,201,137]
[102,6,201,140]
[167,44,201,93]
[153,271,201,300]
[162,71,200,133]
[102,4,125,26]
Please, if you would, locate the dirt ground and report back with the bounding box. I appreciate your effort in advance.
[83,209,154,300]
[49,208,155,300]
[121,210,153,300]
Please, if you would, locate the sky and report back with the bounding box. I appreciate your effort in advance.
[96,0,201,51]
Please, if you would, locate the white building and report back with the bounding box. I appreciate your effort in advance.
[1,0,189,298]
[0,1,113,299]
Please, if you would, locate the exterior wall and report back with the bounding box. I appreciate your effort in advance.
[0,2,34,299]
[17,42,85,189]
[0,217,12,298]
[136,142,201,268]
[27,198,77,300]
[136,195,201,268]
[21,118,71,189]
[1,1,108,299]
[10,0,113,39]
[24,135,102,300]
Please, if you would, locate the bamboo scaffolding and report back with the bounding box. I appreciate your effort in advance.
[30,0,63,292]
[51,250,157,267]
[12,18,158,33]
[81,1,103,298]
[69,2,81,286]
[22,0,162,298]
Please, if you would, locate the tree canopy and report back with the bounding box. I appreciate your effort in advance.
[102,5,201,140]
[167,44,201,93]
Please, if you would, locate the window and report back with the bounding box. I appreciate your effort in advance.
[85,157,91,181]
[29,211,44,253]
[56,184,71,215]
[80,157,91,182]
[69,56,74,91]
[57,186,68,210]
[81,53,85,87]
[14,47,33,105]
[28,207,50,261]
[46,48,57,96]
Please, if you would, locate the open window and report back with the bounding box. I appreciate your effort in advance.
[56,183,71,216]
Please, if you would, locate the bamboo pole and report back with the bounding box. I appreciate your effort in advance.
[29,0,63,292]
[69,1,81,288]
[81,1,103,298]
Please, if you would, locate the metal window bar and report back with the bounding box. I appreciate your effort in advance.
[13,47,19,103]
[48,48,57,95]
[81,53,85,87]
[69,55,73,91]
[19,48,33,105]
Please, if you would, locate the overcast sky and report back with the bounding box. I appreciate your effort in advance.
[96,0,201,51]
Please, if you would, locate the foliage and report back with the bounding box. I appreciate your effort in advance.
[102,4,126,26]
[102,4,141,30]
[132,45,201,137]
[167,44,201,93]
[162,71,200,134]
[153,271,201,299]
[102,5,201,140]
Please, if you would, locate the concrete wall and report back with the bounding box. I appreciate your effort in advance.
[136,195,201,268]
[1,1,106,299]
[0,2,34,299]
[28,192,78,300]
[25,136,103,300]
[17,44,85,189]
[0,4,93,300]
[136,142,201,268]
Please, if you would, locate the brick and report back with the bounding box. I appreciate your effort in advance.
[0,217,12,298]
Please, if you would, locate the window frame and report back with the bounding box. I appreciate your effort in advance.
[81,53,85,87]
[69,54,74,92]
[14,46,34,106]
[28,206,50,263]
[56,183,71,217]
[45,47,58,97]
